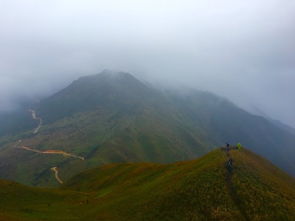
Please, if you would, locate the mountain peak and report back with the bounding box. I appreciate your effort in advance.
[76,70,139,84]
[37,70,155,123]
[99,69,135,78]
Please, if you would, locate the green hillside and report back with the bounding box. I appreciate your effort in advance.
[0,71,294,186]
[0,148,294,220]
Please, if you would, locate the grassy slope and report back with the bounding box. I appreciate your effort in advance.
[0,72,294,186]
[0,104,213,186]
[1,149,294,221]
[0,180,88,221]
[65,148,295,221]
[230,149,295,220]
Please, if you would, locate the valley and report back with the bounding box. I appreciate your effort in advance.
[16,109,85,184]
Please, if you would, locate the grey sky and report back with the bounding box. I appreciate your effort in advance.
[0,0,294,126]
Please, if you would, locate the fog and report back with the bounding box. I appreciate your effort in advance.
[0,0,294,126]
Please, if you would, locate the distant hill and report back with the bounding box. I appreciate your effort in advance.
[0,109,35,137]
[267,117,295,135]
[0,71,294,186]
[0,148,294,220]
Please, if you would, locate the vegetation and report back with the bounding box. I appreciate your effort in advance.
[0,148,294,220]
[0,72,294,186]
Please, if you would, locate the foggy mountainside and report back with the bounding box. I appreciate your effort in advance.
[0,71,294,187]
[1,0,295,220]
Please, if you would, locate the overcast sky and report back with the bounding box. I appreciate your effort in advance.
[0,0,294,126]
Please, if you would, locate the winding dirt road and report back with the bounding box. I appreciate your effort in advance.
[29,109,42,134]
[16,109,85,184]
[19,146,85,160]
[51,167,63,184]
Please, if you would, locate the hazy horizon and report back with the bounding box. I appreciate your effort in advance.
[1,0,294,127]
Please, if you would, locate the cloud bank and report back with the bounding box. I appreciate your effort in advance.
[0,0,294,126]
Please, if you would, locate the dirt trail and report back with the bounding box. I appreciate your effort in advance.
[51,167,63,184]
[222,147,249,221]
[29,109,42,134]
[19,146,85,160]
[18,109,84,183]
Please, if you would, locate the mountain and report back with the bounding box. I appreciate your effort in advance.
[0,148,294,220]
[0,71,294,186]
[267,118,295,135]
[0,109,35,137]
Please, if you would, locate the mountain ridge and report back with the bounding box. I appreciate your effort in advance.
[0,71,294,187]
[0,148,294,220]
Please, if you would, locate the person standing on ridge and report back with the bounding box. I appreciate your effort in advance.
[237,143,242,150]
[226,143,230,151]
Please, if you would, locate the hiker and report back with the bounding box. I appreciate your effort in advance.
[227,158,233,172]
[237,143,242,150]
[229,158,233,166]
[226,143,230,151]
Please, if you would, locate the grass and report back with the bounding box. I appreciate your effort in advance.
[0,107,215,186]
[1,72,295,188]
[0,148,294,220]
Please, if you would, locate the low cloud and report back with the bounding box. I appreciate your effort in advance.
[0,0,294,126]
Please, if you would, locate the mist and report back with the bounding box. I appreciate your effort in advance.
[0,0,294,126]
